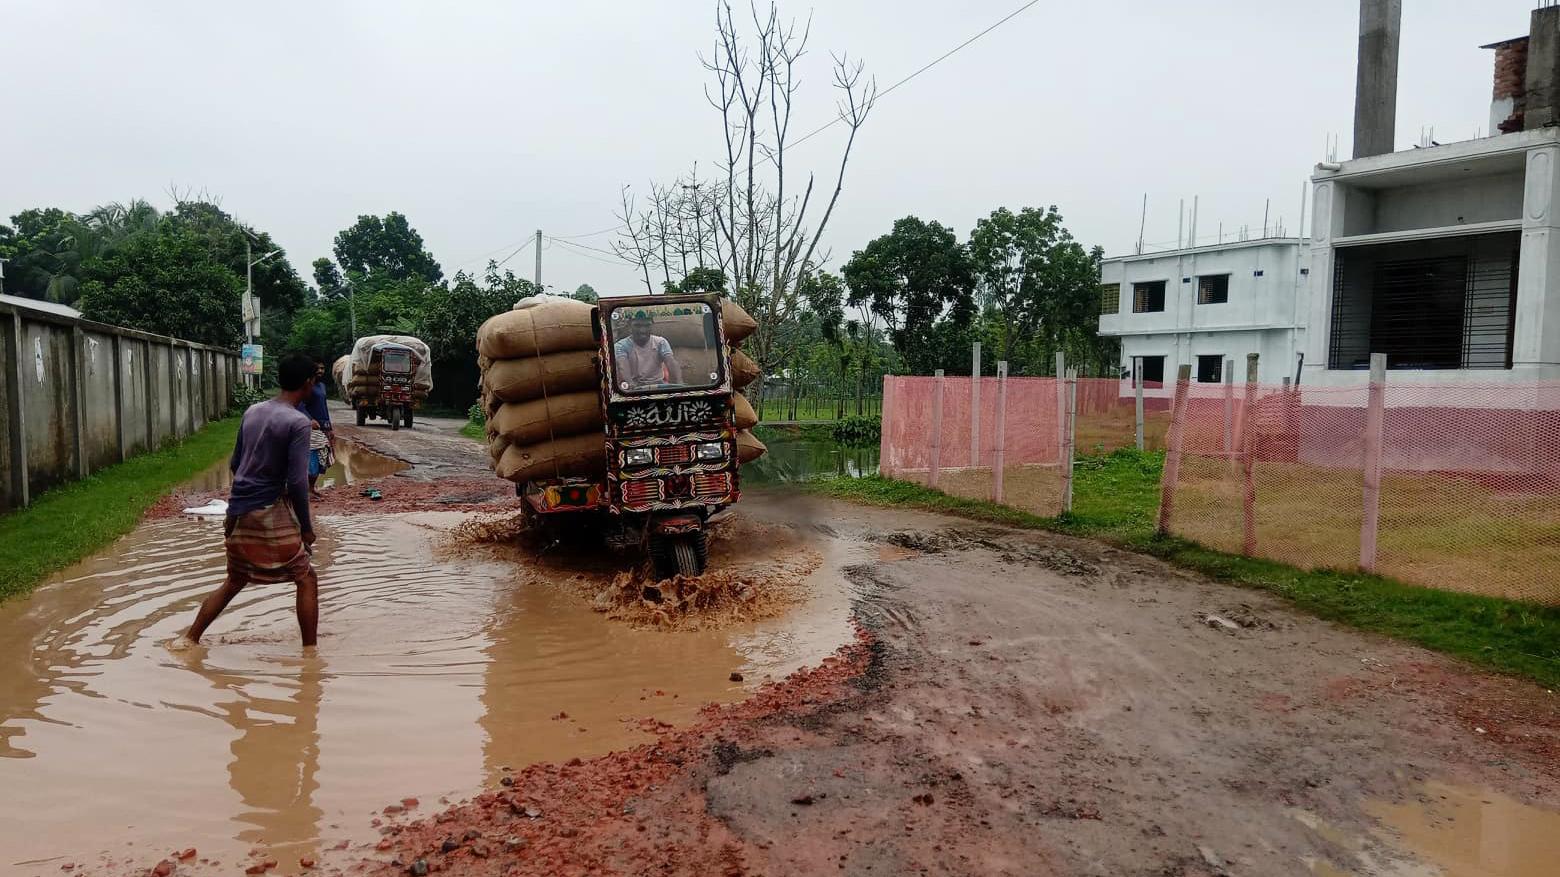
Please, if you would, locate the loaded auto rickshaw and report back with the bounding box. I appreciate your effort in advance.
[520,293,740,577]
[350,340,424,430]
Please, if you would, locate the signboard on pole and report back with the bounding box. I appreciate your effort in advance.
[240,344,264,376]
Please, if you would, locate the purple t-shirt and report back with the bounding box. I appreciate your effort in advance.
[228,399,313,532]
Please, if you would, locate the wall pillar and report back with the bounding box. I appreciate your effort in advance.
[1305,178,1349,375]
[1517,144,1560,371]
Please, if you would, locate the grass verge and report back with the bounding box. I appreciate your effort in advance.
[807,448,1560,690]
[460,418,486,441]
[0,417,241,602]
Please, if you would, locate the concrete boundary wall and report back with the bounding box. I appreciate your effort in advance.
[0,301,239,512]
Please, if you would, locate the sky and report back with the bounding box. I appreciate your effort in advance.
[0,0,1544,296]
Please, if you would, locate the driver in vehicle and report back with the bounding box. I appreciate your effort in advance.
[614,311,684,388]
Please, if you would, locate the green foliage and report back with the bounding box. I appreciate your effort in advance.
[829,415,881,445]
[809,453,1560,690]
[842,216,976,374]
[77,227,243,345]
[676,266,728,294]
[331,212,443,284]
[419,263,536,357]
[0,207,78,302]
[572,283,599,303]
[0,417,240,602]
[229,383,268,413]
[968,206,1109,375]
[467,402,487,425]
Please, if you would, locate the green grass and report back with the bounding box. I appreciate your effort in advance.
[0,417,242,602]
[809,448,1560,690]
[757,399,881,423]
[460,418,486,441]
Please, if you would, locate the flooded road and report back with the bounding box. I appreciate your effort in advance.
[0,508,853,874]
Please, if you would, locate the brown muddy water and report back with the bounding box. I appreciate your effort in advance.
[0,510,854,875]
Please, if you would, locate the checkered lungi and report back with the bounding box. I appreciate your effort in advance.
[224,500,314,584]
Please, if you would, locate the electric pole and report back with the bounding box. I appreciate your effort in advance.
[534,229,543,293]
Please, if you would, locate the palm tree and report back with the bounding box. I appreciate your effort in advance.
[42,200,163,304]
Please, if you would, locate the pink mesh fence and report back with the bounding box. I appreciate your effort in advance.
[1160,377,1560,604]
[881,374,1153,517]
[881,370,1560,604]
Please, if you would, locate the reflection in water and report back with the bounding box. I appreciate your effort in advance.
[318,440,409,489]
[744,430,879,485]
[0,509,849,873]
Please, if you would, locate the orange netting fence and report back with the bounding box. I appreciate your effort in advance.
[880,370,1560,604]
[881,373,1164,518]
[1159,375,1560,604]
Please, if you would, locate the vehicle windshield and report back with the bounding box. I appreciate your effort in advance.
[381,349,413,374]
[606,302,723,394]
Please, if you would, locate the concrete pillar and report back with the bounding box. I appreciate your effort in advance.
[1305,178,1349,375]
[1353,0,1402,159]
[1517,144,1560,374]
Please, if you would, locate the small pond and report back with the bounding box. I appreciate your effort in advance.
[743,425,880,484]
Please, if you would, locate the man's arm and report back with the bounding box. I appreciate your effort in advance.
[287,421,314,537]
[660,338,684,384]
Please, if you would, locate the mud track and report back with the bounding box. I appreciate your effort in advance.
[319,487,1560,875]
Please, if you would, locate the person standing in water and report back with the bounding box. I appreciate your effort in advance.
[174,353,320,648]
[297,357,334,499]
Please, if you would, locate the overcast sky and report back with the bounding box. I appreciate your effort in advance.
[0,0,1543,295]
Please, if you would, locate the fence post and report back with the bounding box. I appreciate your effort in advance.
[1241,353,1260,556]
[1156,364,1194,536]
[112,334,127,463]
[929,369,945,490]
[1360,352,1387,572]
[143,339,155,449]
[5,310,29,508]
[186,347,197,436]
[1063,368,1078,514]
[878,376,893,479]
[1222,357,1235,458]
[993,361,1008,504]
[167,340,179,439]
[1054,351,1067,467]
[970,341,981,469]
[1134,355,1145,451]
[70,326,88,477]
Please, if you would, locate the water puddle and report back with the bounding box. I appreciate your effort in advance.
[0,509,851,874]
[318,441,409,488]
[1368,781,1560,877]
[877,543,923,562]
[1296,781,1560,877]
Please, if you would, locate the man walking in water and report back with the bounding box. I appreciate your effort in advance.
[174,353,320,648]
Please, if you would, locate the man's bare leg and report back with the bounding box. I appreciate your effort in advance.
[186,574,249,643]
[296,568,319,647]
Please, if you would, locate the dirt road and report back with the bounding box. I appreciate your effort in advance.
[17,417,1558,876]
[296,422,1560,877]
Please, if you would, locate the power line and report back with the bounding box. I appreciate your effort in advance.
[788,0,1041,152]
[550,236,633,267]
[547,236,621,259]
[549,223,627,240]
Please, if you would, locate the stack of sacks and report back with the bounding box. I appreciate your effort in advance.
[346,335,433,403]
[331,354,352,399]
[476,295,767,486]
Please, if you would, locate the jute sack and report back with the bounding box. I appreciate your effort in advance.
[490,392,604,446]
[730,350,759,389]
[733,393,758,430]
[478,295,596,359]
[496,432,608,483]
[489,433,511,464]
[331,355,351,393]
[735,429,767,464]
[483,349,599,403]
[722,299,756,343]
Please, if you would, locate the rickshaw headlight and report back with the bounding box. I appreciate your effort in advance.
[696,441,725,461]
[625,447,655,466]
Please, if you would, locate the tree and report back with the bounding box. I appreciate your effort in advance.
[571,283,599,303]
[76,227,243,345]
[676,266,728,294]
[331,212,442,284]
[967,206,1106,374]
[0,208,76,301]
[420,263,535,356]
[842,217,975,375]
[312,258,344,296]
[614,1,877,397]
[164,200,310,315]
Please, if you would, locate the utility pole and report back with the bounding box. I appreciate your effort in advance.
[534,229,543,293]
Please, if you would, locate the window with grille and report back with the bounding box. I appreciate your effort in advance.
[1138,355,1165,385]
[1196,355,1223,383]
[1132,281,1166,313]
[1099,283,1121,315]
[1197,274,1229,305]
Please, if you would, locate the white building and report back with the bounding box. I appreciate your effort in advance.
[1098,238,1310,394]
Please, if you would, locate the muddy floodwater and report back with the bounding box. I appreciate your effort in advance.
[0,509,853,874]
